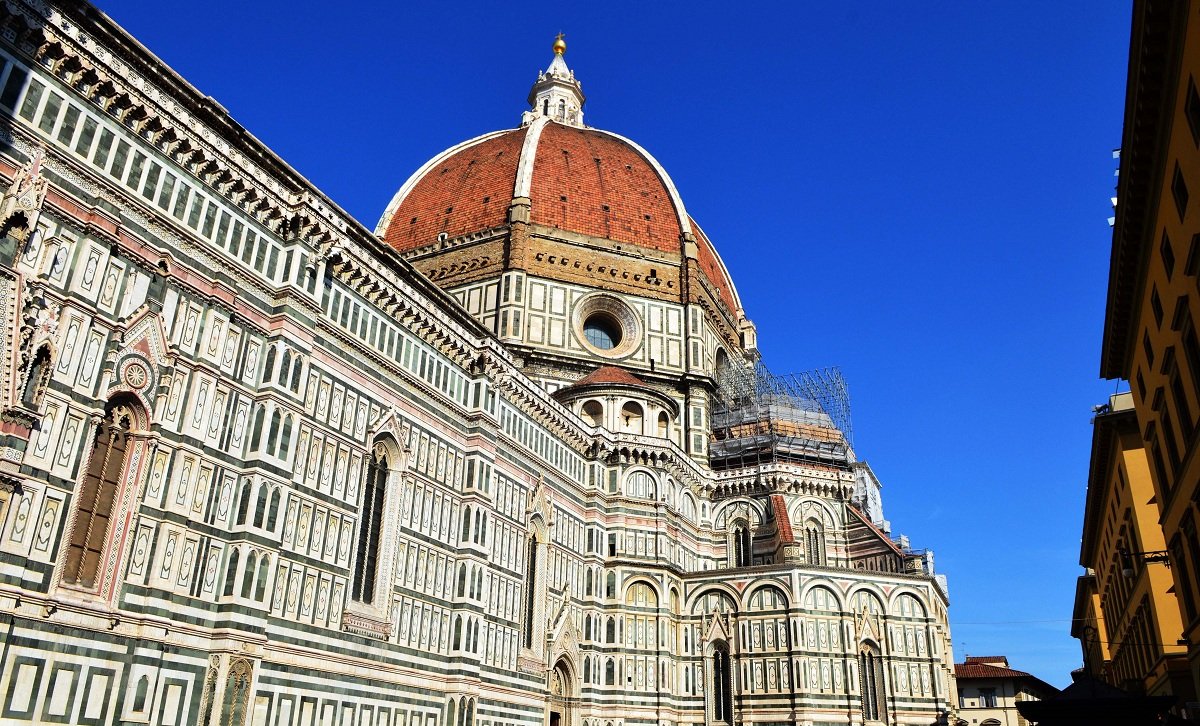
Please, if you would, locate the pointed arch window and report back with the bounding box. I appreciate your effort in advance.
[266,410,282,455]
[22,345,51,409]
[265,488,282,532]
[278,414,294,460]
[859,642,885,721]
[62,399,135,588]
[805,519,826,566]
[254,555,270,601]
[461,505,472,544]
[523,534,538,648]
[732,521,752,567]
[241,551,258,598]
[252,484,268,528]
[222,548,240,597]
[290,359,303,392]
[262,347,276,382]
[234,481,252,526]
[249,406,265,452]
[711,645,733,723]
[352,444,388,604]
[278,350,291,385]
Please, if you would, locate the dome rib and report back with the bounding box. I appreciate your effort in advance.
[528,123,688,253]
[513,116,550,199]
[691,218,743,313]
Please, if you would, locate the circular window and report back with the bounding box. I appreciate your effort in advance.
[573,294,641,358]
[583,313,622,350]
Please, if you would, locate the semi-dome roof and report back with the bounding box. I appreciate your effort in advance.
[374,41,743,316]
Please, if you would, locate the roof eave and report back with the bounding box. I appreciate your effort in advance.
[1100,0,1189,380]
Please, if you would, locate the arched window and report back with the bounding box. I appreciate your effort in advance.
[731,521,752,567]
[620,401,643,433]
[460,506,472,543]
[249,406,265,452]
[278,351,291,385]
[557,99,566,120]
[266,410,282,455]
[262,347,276,382]
[252,484,268,528]
[457,564,468,598]
[859,642,885,721]
[606,617,616,643]
[290,358,303,392]
[711,645,733,723]
[656,411,669,438]
[581,400,603,427]
[278,414,294,459]
[626,471,655,499]
[453,616,463,650]
[523,535,538,648]
[62,398,135,588]
[606,571,616,598]
[254,556,270,601]
[805,519,826,566]
[222,548,240,597]
[585,569,594,596]
[235,482,251,526]
[133,674,149,712]
[265,488,282,532]
[22,345,51,408]
[241,551,258,598]
[352,445,387,604]
[605,659,615,685]
[583,658,592,683]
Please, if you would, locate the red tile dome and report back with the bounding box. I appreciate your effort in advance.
[377,119,744,317]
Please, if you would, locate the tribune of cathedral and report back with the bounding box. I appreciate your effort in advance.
[0,5,956,726]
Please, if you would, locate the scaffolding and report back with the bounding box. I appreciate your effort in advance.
[710,361,853,471]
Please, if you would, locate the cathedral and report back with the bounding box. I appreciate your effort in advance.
[0,3,956,725]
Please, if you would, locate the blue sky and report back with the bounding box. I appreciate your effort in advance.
[97,1,1132,685]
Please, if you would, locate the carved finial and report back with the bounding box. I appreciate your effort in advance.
[553,33,566,55]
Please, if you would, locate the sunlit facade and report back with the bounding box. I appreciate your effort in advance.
[0,3,955,725]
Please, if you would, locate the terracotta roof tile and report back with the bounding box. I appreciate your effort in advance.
[954,663,1034,680]
[570,365,646,388]
[530,124,685,252]
[385,129,525,251]
[691,218,738,313]
[770,494,794,543]
[381,124,743,319]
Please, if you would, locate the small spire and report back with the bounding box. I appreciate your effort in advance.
[523,33,586,128]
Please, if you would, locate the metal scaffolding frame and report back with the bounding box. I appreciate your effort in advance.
[710,361,853,470]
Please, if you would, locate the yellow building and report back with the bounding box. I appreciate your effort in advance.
[1096,0,1200,707]
[1074,392,1189,697]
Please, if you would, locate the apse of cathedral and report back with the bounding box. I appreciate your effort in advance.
[0,4,957,725]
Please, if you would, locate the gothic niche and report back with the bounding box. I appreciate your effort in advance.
[4,282,58,428]
[0,149,48,256]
